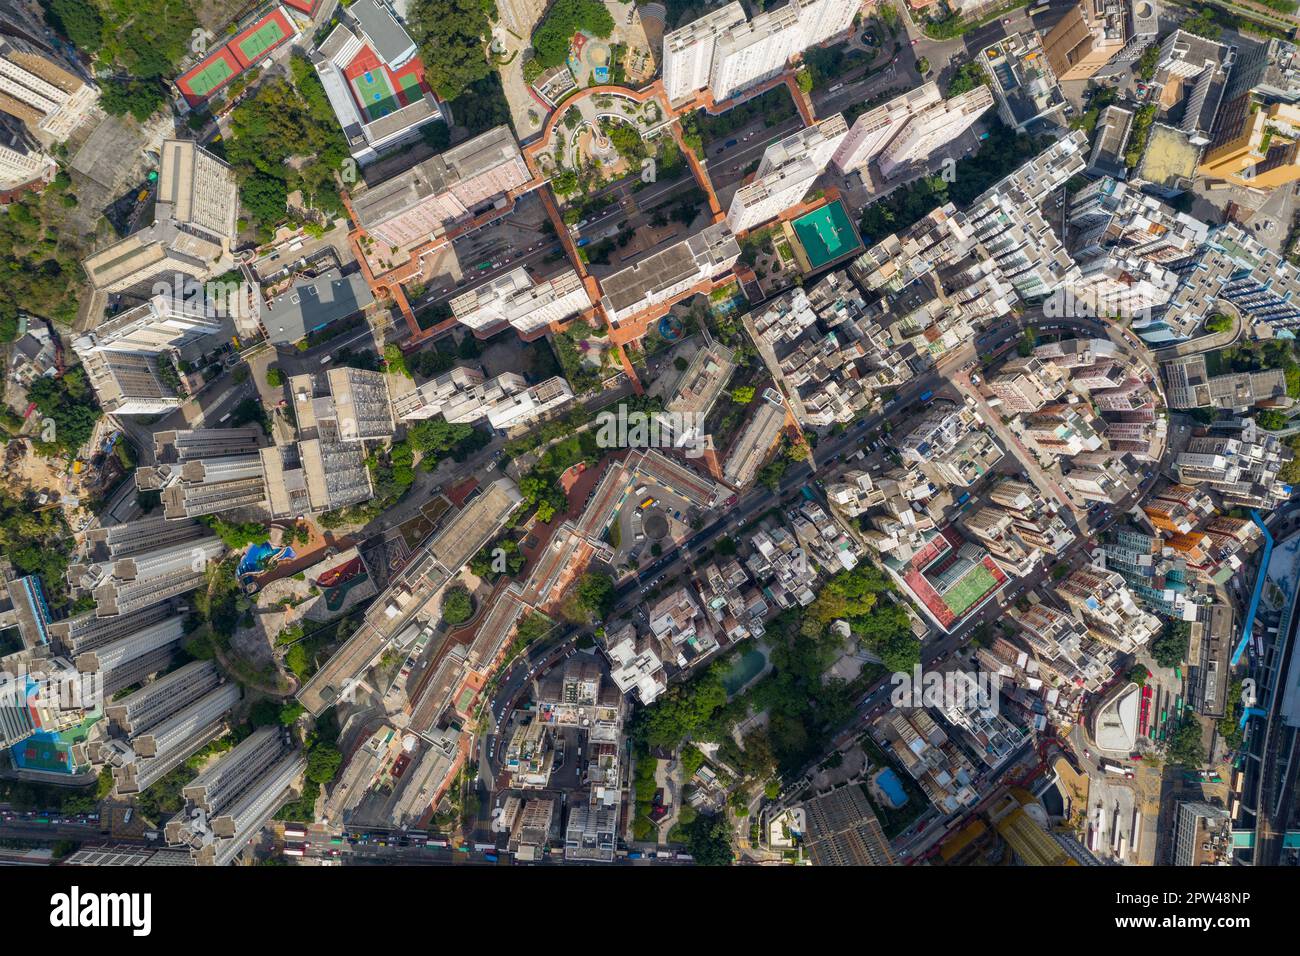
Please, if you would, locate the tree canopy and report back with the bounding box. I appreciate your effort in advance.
[408,0,495,101]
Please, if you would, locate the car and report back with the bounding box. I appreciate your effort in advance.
[910,38,918,45]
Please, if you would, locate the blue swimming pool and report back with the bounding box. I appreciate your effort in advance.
[876,768,908,808]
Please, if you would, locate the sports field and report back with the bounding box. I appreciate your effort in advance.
[353,68,399,120]
[234,14,291,66]
[177,47,241,103]
[942,562,999,618]
[791,199,862,269]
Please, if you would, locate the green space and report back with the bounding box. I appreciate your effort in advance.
[532,0,615,69]
[406,0,497,101]
[45,0,197,79]
[223,55,350,240]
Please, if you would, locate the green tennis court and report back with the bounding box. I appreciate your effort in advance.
[186,57,237,98]
[237,18,289,62]
[791,200,862,268]
[943,563,998,618]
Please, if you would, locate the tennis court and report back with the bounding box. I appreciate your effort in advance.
[235,16,290,64]
[791,200,862,269]
[178,48,241,103]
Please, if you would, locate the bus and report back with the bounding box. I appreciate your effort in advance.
[639,497,656,509]
[284,844,306,857]
[283,825,307,839]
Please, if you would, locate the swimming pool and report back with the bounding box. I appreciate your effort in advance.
[875,768,908,808]
[721,647,766,695]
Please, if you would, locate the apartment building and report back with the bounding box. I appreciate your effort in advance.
[350,125,529,247]
[601,622,667,705]
[67,517,224,617]
[1175,417,1292,510]
[101,661,240,795]
[450,267,591,337]
[1153,29,1234,142]
[726,114,847,232]
[1201,37,1300,189]
[1042,0,1132,81]
[82,140,239,294]
[661,0,855,103]
[0,111,52,188]
[135,427,268,520]
[78,350,183,416]
[271,367,393,516]
[0,30,99,142]
[164,726,305,865]
[989,356,1066,413]
[393,366,575,431]
[956,131,1087,302]
[982,32,1068,130]
[1055,566,1161,652]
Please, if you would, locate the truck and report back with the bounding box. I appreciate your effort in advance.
[919,390,934,403]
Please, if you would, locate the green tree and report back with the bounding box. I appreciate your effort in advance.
[407,0,496,101]
[686,813,734,866]
[442,584,474,626]
[266,367,284,387]
[1151,621,1190,669]
[731,386,755,404]
[576,572,616,618]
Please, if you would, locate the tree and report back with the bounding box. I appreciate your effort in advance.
[266,367,284,387]
[795,68,813,93]
[686,813,733,866]
[1257,409,1288,431]
[384,343,412,378]
[1168,717,1206,768]
[200,516,268,549]
[1151,621,1190,669]
[532,0,615,69]
[576,572,616,619]
[731,386,755,404]
[99,78,164,121]
[46,0,104,53]
[407,0,494,101]
[945,61,989,98]
[442,584,473,626]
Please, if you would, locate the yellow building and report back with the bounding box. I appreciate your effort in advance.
[1199,101,1300,189]
[1042,0,1128,82]
[988,788,1080,866]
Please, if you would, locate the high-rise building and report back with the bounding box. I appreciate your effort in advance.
[1201,37,1300,189]
[1174,417,1292,509]
[1056,566,1161,652]
[134,428,268,520]
[67,517,224,617]
[78,350,184,416]
[661,0,857,104]
[0,31,99,141]
[1042,0,1132,81]
[661,2,748,103]
[877,86,993,180]
[165,726,306,865]
[1171,800,1232,866]
[0,112,52,189]
[393,366,574,431]
[450,267,592,337]
[832,82,942,174]
[956,131,1087,301]
[727,113,847,232]
[74,294,226,358]
[600,222,740,325]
